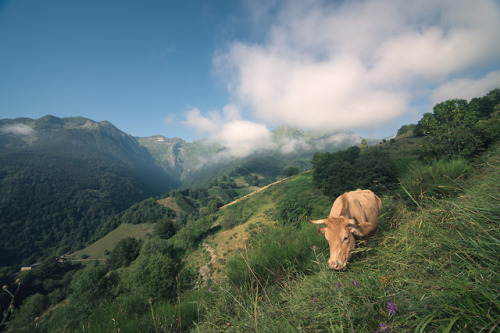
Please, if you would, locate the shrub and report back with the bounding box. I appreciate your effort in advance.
[107,237,142,270]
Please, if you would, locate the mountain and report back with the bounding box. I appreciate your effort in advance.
[0,115,177,266]
[139,125,363,188]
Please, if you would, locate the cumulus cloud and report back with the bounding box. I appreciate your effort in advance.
[215,0,500,131]
[280,138,310,154]
[1,123,35,136]
[183,104,274,158]
[431,70,500,103]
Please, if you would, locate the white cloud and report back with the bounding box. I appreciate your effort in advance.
[1,123,35,136]
[215,0,500,132]
[212,120,273,158]
[183,104,273,158]
[280,138,310,154]
[431,70,500,103]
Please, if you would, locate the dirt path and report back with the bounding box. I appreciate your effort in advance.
[220,176,293,209]
[198,243,216,286]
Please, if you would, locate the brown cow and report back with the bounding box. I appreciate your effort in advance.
[307,189,381,270]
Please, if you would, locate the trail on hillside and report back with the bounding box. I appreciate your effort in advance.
[220,175,297,209]
[199,243,216,286]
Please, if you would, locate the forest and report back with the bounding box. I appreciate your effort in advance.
[0,89,499,331]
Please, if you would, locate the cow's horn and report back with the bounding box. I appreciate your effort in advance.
[306,216,325,225]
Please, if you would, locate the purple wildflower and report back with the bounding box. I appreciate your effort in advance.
[207,288,212,294]
[380,323,389,332]
[312,298,318,303]
[387,301,397,315]
[337,283,342,288]
[354,279,358,287]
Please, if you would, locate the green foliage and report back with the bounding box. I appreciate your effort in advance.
[153,217,176,239]
[220,207,240,230]
[399,158,471,204]
[359,138,368,149]
[65,264,118,329]
[397,124,417,136]
[125,239,181,300]
[199,143,500,332]
[419,99,482,159]
[312,146,398,198]
[226,223,326,287]
[276,194,312,226]
[0,116,176,266]
[285,166,299,177]
[7,293,46,332]
[107,237,142,270]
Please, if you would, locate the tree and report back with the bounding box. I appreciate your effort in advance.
[359,138,368,150]
[7,293,47,332]
[397,124,416,136]
[125,239,181,300]
[153,218,176,239]
[419,99,482,159]
[312,146,397,198]
[311,146,360,198]
[107,237,142,270]
[285,166,299,177]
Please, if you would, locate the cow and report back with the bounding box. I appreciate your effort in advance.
[307,189,381,270]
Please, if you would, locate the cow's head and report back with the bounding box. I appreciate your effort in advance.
[307,216,359,270]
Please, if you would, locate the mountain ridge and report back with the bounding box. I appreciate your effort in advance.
[0,115,177,266]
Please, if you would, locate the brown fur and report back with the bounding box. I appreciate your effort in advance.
[308,189,381,270]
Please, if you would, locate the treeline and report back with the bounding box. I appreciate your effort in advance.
[311,146,398,198]
[312,88,500,199]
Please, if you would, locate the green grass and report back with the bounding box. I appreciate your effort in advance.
[68,223,153,260]
[42,143,499,332]
[194,144,499,332]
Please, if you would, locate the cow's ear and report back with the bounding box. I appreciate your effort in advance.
[347,219,363,237]
[318,228,327,236]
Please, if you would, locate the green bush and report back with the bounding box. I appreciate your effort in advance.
[107,237,142,270]
[125,239,181,300]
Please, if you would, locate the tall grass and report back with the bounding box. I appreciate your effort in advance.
[196,146,499,332]
[399,158,471,204]
[226,223,328,287]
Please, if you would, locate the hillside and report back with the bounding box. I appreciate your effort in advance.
[24,140,498,332]
[0,116,177,266]
[181,142,500,332]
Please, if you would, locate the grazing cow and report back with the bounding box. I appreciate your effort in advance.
[307,189,381,270]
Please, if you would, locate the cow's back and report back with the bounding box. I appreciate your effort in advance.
[329,190,381,234]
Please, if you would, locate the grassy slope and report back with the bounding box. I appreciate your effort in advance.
[68,223,153,260]
[379,131,424,173]
[194,143,499,332]
[186,171,334,281]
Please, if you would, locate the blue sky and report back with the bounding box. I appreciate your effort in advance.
[1,0,500,146]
